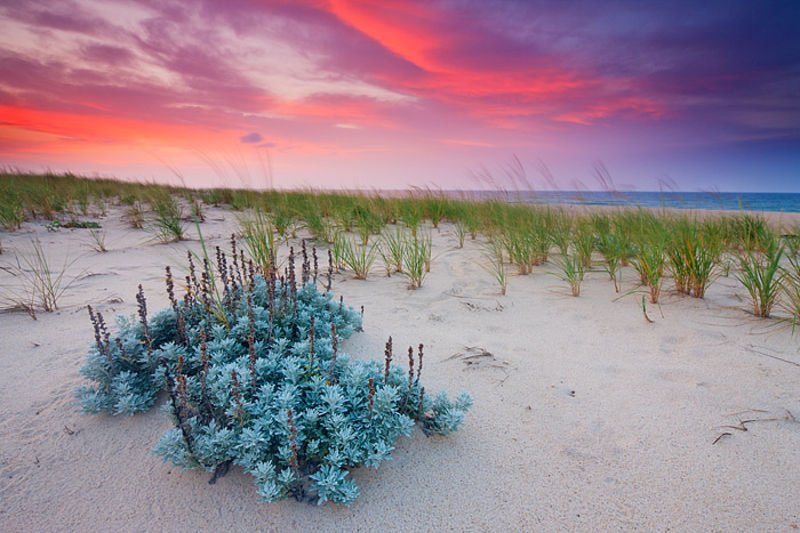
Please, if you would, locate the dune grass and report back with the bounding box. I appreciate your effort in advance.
[0,238,80,317]
[780,255,800,333]
[378,226,407,276]
[481,238,509,296]
[86,229,108,253]
[237,209,278,275]
[3,170,800,329]
[736,238,784,318]
[149,194,186,243]
[338,234,379,280]
[400,230,432,289]
[549,250,585,297]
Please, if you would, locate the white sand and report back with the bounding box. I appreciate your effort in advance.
[1,205,799,531]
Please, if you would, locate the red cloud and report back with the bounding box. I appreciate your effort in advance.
[324,0,660,129]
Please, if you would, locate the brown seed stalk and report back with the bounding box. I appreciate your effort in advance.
[162,358,194,453]
[301,240,310,285]
[312,246,318,284]
[87,305,105,357]
[187,251,198,292]
[165,265,177,310]
[288,246,296,297]
[175,354,191,420]
[327,249,333,291]
[415,343,424,385]
[215,246,228,287]
[407,346,415,390]
[383,336,393,384]
[136,284,153,356]
[184,276,194,308]
[230,369,245,422]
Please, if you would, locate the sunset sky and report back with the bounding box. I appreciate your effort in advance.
[1,1,798,191]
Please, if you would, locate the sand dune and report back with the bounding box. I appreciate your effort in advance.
[2,205,799,531]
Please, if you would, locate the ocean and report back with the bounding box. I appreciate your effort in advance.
[454,190,800,213]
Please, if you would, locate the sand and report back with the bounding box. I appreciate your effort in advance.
[1,204,799,532]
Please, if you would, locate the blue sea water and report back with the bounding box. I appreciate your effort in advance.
[462,191,800,213]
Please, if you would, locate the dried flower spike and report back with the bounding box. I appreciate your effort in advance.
[415,343,424,385]
[312,247,319,284]
[383,336,393,384]
[136,284,153,355]
[407,346,415,389]
[327,249,333,291]
[230,369,245,422]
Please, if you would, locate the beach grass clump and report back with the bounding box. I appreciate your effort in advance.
[551,213,573,256]
[189,195,205,222]
[397,198,422,236]
[734,213,773,252]
[149,194,186,243]
[573,220,595,268]
[353,204,385,245]
[783,225,800,259]
[549,250,585,297]
[378,226,406,276]
[595,232,625,292]
[481,238,509,296]
[498,207,552,274]
[418,189,449,229]
[399,231,431,289]
[458,201,482,241]
[1,238,79,317]
[238,210,278,275]
[268,198,298,240]
[76,249,470,506]
[339,234,379,280]
[0,186,24,230]
[500,225,536,275]
[86,229,108,253]
[453,218,468,249]
[0,203,24,230]
[199,188,231,206]
[304,210,338,244]
[666,218,721,298]
[779,255,800,333]
[736,237,784,318]
[123,200,147,229]
[630,236,667,303]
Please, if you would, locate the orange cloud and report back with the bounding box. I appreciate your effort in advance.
[0,104,382,177]
[0,105,238,156]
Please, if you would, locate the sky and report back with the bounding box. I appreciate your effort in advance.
[1,0,799,192]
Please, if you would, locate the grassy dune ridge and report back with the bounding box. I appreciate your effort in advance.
[2,170,800,330]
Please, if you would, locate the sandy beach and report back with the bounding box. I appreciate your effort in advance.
[2,203,799,532]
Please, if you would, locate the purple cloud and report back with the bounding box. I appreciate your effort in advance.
[240,132,262,144]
